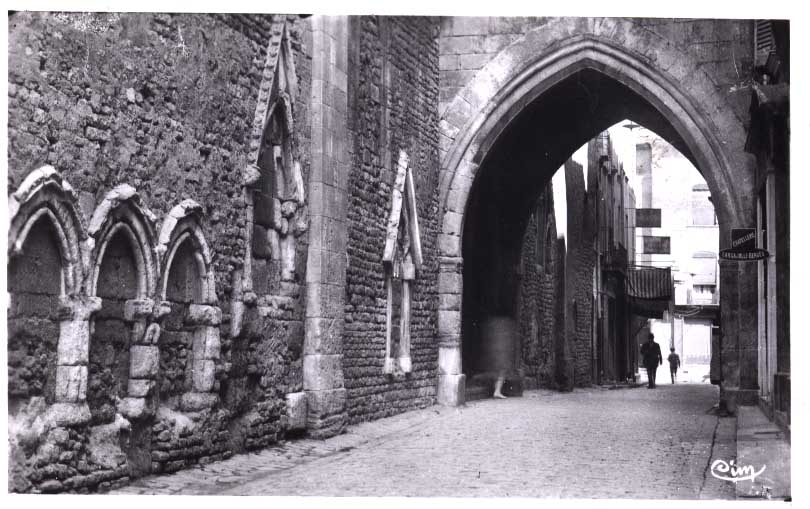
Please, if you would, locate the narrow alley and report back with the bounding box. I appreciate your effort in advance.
[114,384,735,498]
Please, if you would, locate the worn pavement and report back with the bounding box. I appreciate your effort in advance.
[112,384,736,498]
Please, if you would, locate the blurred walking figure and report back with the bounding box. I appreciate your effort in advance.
[667,347,681,384]
[640,333,663,388]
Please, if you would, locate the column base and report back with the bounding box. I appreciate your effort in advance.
[437,374,466,406]
[306,388,347,438]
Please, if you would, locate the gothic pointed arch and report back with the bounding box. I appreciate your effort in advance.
[8,166,86,296]
[434,18,754,406]
[157,199,216,305]
[88,184,158,299]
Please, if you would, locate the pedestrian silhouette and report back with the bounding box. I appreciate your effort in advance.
[668,347,681,384]
[640,333,663,388]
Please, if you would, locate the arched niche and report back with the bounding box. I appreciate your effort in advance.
[8,166,84,297]
[8,166,97,425]
[87,185,159,423]
[8,215,64,410]
[156,200,221,411]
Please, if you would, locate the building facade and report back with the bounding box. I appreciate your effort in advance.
[626,128,720,381]
[7,13,787,492]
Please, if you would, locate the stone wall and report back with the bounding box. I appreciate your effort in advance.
[516,185,560,389]
[438,17,754,121]
[7,12,312,493]
[564,160,597,387]
[343,16,441,423]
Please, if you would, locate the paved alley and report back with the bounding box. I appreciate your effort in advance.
[112,384,736,498]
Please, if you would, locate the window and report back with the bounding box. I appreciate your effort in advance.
[691,184,717,226]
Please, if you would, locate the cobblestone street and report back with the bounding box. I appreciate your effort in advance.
[113,384,736,498]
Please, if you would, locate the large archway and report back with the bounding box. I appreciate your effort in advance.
[436,19,757,407]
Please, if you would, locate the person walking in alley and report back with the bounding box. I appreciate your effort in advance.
[667,347,681,384]
[641,333,663,388]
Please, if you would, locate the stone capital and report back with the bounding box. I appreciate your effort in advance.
[152,300,172,320]
[58,296,102,321]
[124,299,155,322]
[185,304,223,326]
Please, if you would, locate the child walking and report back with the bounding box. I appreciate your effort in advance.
[667,347,681,384]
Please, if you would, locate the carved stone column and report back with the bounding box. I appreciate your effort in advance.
[48,295,102,426]
[181,303,222,411]
[119,298,159,420]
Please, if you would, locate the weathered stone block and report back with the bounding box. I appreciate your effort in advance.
[124,299,154,322]
[127,379,154,398]
[438,310,461,337]
[438,292,461,311]
[55,365,87,402]
[130,345,159,378]
[438,233,461,257]
[438,345,462,375]
[46,402,91,427]
[192,359,216,392]
[303,354,344,391]
[180,392,218,411]
[185,304,222,326]
[437,374,466,406]
[192,326,221,361]
[306,387,347,420]
[118,397,150,420]
[285,392,307,430]
[57,319,90,365]
[439,35,484,55]
[304,315,344,355]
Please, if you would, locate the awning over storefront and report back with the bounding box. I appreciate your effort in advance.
[627,266,673,318]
